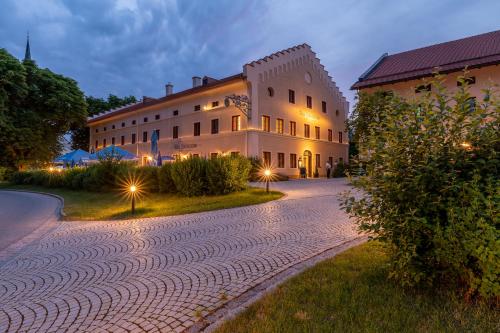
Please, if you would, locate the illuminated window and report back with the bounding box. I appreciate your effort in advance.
[194,122,201,136]
[232,115,241,131]
[288,89,295,104]
[290,121,296,136]
[173,126,179,139]
[211,119,219,134]
[322,101,327,113]
[315,126,320,140]
[339,131,343,143]
[277,153,285,168]
[306,96,312,109]
[304,124,310,138]
[121,136,125,145]
[276,118,284,134]
[263,151,271,165]
[262,115,270,132]
[290,154,297,168]
[143,131,148,142]
[111,137,115,145]
[328,129,333,142]
[131,133,136,144]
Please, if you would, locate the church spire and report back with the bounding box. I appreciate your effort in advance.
[24,32,31,61]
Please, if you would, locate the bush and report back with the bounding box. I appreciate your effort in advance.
[158,163,176,193]
[248,156,262,182]
[343,75,499,299]
[332,161,347,178]
[206,156,251,195]
[170,157,208,196]
[132,166,160,192]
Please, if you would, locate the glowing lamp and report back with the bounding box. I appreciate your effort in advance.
[264,169,271,177]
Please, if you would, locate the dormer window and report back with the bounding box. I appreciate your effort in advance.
[415,84,431,93]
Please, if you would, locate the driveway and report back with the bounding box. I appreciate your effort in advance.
[0,179,360,332]
[0,191,60,253]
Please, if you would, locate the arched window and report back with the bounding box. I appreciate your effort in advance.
[267,87,275,97]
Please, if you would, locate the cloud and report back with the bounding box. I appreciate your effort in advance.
[0,0,499,108]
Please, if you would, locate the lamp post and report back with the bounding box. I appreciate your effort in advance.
[264,169,272,193]
[130,184,137,214]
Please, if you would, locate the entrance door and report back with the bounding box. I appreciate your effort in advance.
[303,150,312,177]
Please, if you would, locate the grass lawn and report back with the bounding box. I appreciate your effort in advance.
[216,242,498,333]
[0,184,283,221]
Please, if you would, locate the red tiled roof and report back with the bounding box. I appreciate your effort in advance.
[351,30,500,89]
[88,73,244,124]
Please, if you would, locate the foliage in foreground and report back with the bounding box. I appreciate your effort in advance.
[9,155,252,197]
[216,242,498,333]
[343,76,499,300]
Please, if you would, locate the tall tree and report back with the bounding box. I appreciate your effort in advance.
[70,94,136,150]
[0,49,86,169]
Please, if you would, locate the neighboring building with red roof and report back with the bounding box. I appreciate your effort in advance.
[88,44,349,177]
[351,30,500,98]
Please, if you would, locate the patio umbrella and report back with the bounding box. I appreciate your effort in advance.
[151,130,158,157]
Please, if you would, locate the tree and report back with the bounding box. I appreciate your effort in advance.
[0,49,86,169]
[70,94,136,150]
[342,76,499,299]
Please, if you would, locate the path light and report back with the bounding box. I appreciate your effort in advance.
[130,184,137,214]
[261,167,274,193]
[118,173,145,215]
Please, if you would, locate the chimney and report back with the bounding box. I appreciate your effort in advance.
[192,76,202,88]
[165,83,173,96]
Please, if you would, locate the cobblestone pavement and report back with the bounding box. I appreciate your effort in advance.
[0,179,360,332]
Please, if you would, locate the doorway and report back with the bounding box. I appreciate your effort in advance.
[303,150,312,177]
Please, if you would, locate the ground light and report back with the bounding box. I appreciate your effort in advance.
[130,184,137,214]
[261,167,275,193]
[118,173,146,215]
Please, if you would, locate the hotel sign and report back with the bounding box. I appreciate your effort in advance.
[174,143,197,149]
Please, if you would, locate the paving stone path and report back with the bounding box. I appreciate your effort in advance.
[0,179,360,332]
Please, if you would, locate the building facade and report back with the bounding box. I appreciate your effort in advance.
[351,30,500,99]
[88,44,349,177]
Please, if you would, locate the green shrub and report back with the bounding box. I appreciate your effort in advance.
[170,157,208,196]
[64,168,86,190]
[158,163,176,193]
[248,156,262,182]
[133,166,160,192]
[332,161,347,178]
[206,156,251,195]
[343,75,499,299]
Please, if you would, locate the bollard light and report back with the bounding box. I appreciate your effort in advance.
[130,184,137,214]
[263,169,272,193]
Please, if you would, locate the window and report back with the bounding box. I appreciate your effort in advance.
[263,151,271,165]
[457,76,476,86]
[121,122,125,127]
[95,140,98,148]
[231,151,239,157]
[232,115,241,131]
[173,126,179,139]
[121,136,125,145]
[335,109,339,116]
[112,125,115,130]
[103,127,107,132]
[103,138,107,147]
[211,119,219,134]
[288,89,295,104]
[193,154,200,158]
[173,110,179,116]
[131,133,136,144]
[194,105,201,111]
[95,128,99,133]
[315,126,320,140]
[306,96,312,109]
[132,120,137,125]
[339,131,343,143]
[155,114,160,120]
[290,121,296,136]
[329,156,333,167]
[194,122,201,136]
[111,137,115,145]
[155,129,160,140]
[262,115,270,132]
[143,117,148,123]
[210,153,218,159]
[415,84,431,93]
[322,101,327,113]
[212,101,219,108]
[267,87,274,97]
[276,118,284,134]
[304,124,310,138]
[277,153,285,168]
[143,131,148,142]
[290,154,297,168]
[316,154,321,168]
[328,129,333,142]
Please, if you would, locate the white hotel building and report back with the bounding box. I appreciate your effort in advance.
[88,44,349,177]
